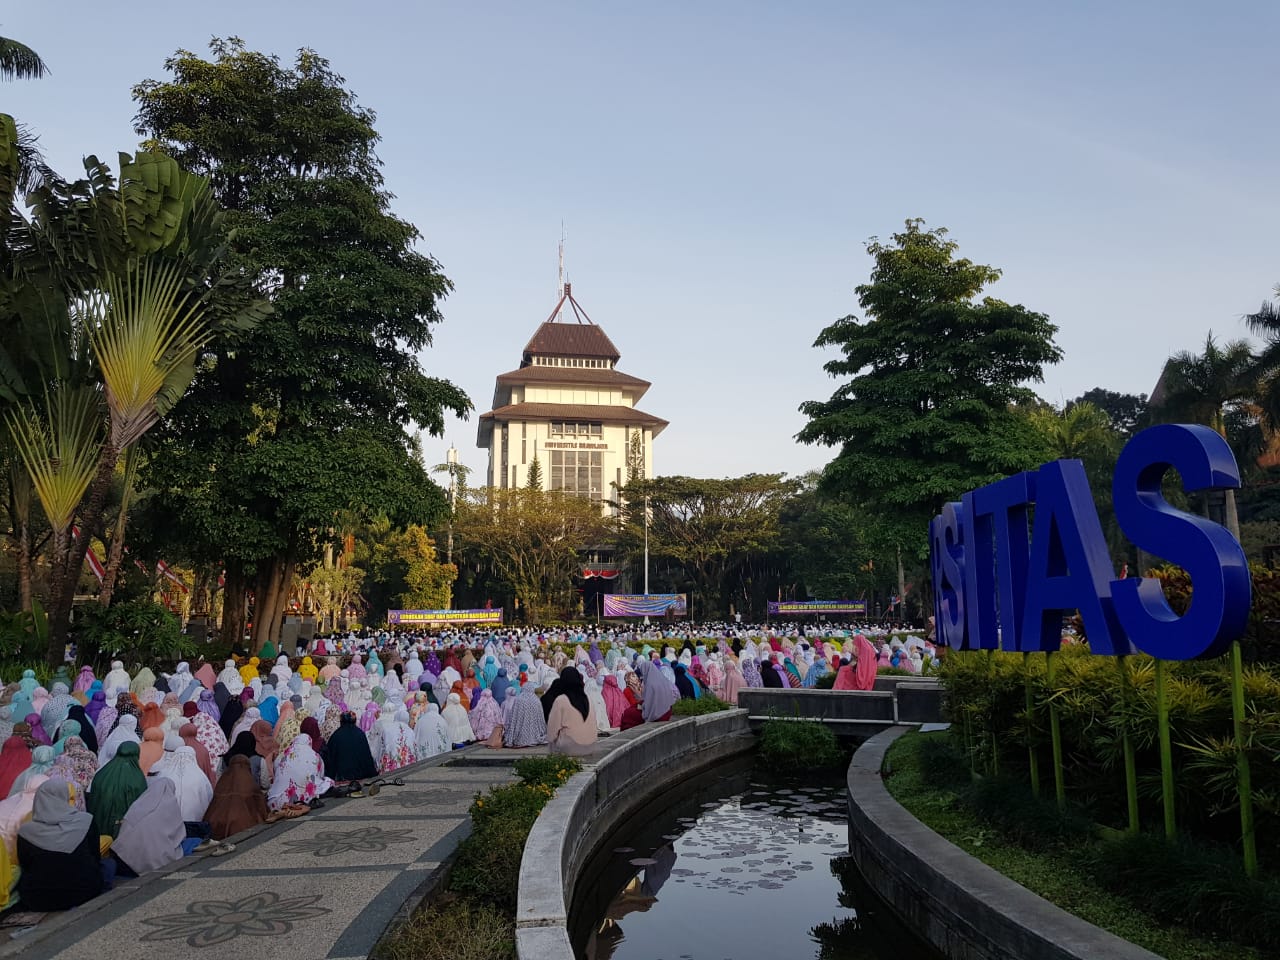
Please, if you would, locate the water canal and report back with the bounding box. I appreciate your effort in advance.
[570,756,938,960]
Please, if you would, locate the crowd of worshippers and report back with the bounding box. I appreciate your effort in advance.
[0,625,933,916]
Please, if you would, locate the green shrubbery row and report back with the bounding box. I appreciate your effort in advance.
[671,693,731,716]
[758,717,846,772]
[939,644,1280,861]
[886,733,1280,957]
[376,755,582,960]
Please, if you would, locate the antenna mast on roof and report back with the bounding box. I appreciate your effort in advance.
[555,222,566,318]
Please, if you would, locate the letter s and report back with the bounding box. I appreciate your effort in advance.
[1111,424,1251,659]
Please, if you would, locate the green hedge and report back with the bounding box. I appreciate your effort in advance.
[886,732,1280,958]
[938,645,1280,864]
[757,718,845,772]
[672,694,730,716]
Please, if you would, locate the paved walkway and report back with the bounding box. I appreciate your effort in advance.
[0,733,640,960]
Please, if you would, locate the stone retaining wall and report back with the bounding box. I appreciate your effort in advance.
[847,725,1163,960]
[515,711,753,960]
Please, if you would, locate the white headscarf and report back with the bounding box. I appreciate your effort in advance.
[441,693,473,745]
[103,661,131,692]
[217,659,244,694]
[413,703,450,758]
[97,714,140,768]
[153,744,214,821]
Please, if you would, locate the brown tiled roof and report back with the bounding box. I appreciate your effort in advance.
[477,401,668,446]
[522,321,621,360]
[494,366,651,389]
[480,402,667,427]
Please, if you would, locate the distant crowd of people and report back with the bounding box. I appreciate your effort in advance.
[0,620,933,918]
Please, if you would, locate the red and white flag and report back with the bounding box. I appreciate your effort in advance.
[156,560,190,594]
[71,525,106,584]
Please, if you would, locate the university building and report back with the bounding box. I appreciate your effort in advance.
[477,284,667,513]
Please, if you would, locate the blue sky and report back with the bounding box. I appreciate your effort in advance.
[6,2,1278,481]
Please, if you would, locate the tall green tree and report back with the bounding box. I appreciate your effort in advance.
[620,473,797,617]
[1150,333,1259,539]
[454,486,610,622]
[132,40,470,648]
[2,138,263,660]
[797,219,1060,552]
[1066,388,1148,438]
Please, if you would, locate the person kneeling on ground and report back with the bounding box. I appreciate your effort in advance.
[18,779,114,909]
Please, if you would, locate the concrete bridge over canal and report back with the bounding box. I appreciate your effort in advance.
[736,676,946,734]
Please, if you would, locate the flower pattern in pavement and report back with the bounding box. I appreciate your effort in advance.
[140,892,330,947]
[375,789,475,809]
[281,825,417,857]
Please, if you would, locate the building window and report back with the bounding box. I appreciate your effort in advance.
[550,450,603,501]
[500,425,508,488]
[550,420,603,438]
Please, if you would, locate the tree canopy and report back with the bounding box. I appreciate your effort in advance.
[620,473,797,616]
[798,219,1061,547]
[131,39,470,648]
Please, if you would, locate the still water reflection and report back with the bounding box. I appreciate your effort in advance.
[571,759,937,960]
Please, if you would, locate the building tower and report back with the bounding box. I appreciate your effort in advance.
[476,284,667,512]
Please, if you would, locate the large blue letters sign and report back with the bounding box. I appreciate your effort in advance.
[929,424,1251,660]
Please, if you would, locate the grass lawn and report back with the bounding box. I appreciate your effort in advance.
[883,731,1269,960]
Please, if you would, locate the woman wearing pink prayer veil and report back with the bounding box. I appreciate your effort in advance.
[852,634,879,690]
[599,675,629,728]
[720,658,744,705]
[832,662,859,690]
[194,663,217,690]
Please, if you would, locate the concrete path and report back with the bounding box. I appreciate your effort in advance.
[0,731,645,960]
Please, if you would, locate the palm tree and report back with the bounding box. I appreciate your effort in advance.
[0,37,47,81]
[1245,286,1280,433]
[0,38,55,193]
[1149,333,1258,539]
[5,150,241,660]
[1029,401,1118,463]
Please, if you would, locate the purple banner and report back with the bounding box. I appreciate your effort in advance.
[388,609,503,625]
[767,600,867,616]
[602,594,688,617]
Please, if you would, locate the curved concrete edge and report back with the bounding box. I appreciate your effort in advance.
[516,710,753,960]
[848,726,1163,960]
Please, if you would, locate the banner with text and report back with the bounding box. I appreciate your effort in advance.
[388,608,503,626]
[602,594,688,617]
[767,600,867,616]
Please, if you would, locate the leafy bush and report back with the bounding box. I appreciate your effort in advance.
[0,599,49,660]
[939,644,1280,860]
[757,718,845,772]
[512,755,580,788]
[375,899,514,960]
[886,731,1273,960]
[672,694,730,716]
[73,599,198,669]
[449,757,581,913]
[1082,832,1280,952]
[814,672,837,689]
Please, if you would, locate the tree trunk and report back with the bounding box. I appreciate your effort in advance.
[268,554,296,647]
[44,526,72,664]
[250,560,280,651]
[97,517,129,608]
[8,469,34,613]
[219,563,248,653]
[896,544,906,619]
[1224,487,1242,543]
[47,443,119,659]
[15,519,32,614]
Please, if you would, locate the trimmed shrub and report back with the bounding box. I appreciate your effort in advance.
[757,718,844,772]
[672,694,730,716]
